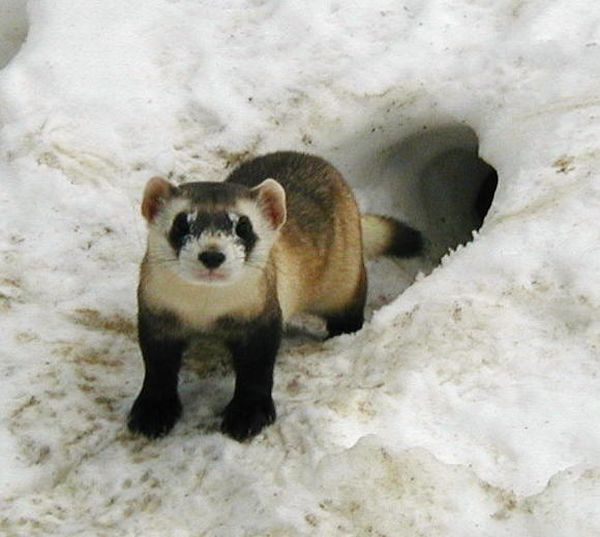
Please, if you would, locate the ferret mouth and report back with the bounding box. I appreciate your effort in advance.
[183,267,232,285]
[203,271,228,282]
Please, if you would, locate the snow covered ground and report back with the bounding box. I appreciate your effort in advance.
[1,0,599,535]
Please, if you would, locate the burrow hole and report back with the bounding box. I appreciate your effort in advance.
[393,125,497,261]
[362,124,498,308]
[0,0,29,69]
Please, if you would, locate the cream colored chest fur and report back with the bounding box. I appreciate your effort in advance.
[141,265,266,329]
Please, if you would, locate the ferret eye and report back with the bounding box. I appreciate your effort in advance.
[235,216,253,239]
[171,212,189,237]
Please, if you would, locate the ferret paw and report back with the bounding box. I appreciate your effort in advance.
[127,395,182,439]
[221,397,276,441]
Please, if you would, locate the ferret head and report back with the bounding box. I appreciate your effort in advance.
[141,177,286,286]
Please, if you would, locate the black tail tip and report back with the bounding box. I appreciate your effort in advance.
[389,222,425,258]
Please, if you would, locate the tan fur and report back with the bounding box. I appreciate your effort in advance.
[269,165,364,321]
[361,214,396,259]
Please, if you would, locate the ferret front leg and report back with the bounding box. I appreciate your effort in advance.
[222,316,282,441]
[128,318,186,438]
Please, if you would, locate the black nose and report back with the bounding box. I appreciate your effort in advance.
[198,250,225,269]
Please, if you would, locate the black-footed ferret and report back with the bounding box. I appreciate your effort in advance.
[128,151,423,440]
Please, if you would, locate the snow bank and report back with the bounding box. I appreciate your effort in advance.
[1,0,599,535]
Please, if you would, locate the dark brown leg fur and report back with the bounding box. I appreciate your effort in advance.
[325,265,367,338]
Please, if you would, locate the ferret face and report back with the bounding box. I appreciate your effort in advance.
[141,178,286,287]
[166,208,259,285]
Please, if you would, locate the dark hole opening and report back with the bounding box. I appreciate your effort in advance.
[0,1,29,70]
[355,124,498,310]
[381,125,498,263]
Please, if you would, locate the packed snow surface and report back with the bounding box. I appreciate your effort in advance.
[1,0,599,535]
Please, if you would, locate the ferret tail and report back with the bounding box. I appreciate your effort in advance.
[361,214,424,260]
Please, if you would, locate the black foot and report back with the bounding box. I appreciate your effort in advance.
[221,397,276,441]
[127,395,182,439]
[326,314,364,338]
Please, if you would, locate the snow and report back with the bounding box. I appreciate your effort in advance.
[1,0,599,535]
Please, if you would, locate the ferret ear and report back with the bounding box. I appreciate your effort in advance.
[252,178,287,230]
[141,176,177,222]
